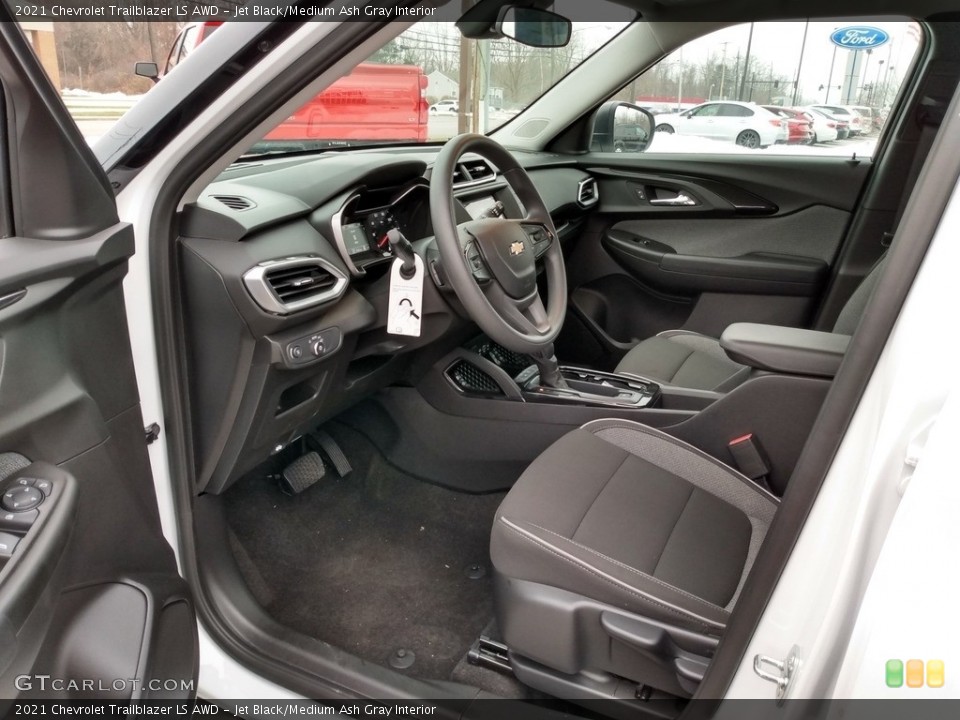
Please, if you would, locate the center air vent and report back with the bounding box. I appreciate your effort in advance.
[243,257,348,315]
[577,177,599,208]
[212,195,255,211]
[453,158,496,188]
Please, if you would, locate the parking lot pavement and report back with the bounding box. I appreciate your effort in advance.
[646,131,878,156]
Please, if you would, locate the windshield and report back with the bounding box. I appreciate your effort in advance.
[244,18,629,155]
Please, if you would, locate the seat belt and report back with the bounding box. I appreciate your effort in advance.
[877,115,943,250]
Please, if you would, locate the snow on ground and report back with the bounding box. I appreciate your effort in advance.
[646,131,876,157]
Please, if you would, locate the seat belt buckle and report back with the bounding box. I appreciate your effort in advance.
[728,433,771,489]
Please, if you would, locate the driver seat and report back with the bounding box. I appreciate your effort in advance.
[491,418,777,697]
[613,257,885,391]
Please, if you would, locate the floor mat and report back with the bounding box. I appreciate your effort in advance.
[223,423,505,681]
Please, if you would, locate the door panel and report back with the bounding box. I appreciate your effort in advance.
[558,155,869,369]
[0,21,197,699]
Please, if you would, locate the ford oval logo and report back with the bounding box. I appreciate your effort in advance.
[830,26,891,49]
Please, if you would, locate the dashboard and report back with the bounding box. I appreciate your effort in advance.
[176,148,596,494]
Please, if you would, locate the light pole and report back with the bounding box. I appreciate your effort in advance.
[718,41,730,100]
[825,42,838,103]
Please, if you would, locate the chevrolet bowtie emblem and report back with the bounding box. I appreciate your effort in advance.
[509,241,525,256]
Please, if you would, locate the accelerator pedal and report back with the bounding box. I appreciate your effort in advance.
[281,451,325,495]
[310,429,353,478]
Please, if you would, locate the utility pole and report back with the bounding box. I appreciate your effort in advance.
[676,47,683,111]
[718,41,729,100]
[791,21,809,105]
[737,23,754,102]
[457,0,475,134]
[481,40,491,132]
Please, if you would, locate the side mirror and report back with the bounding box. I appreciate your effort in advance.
[135,62,160,84]
[590,101,655,153]
[496,6,572,48]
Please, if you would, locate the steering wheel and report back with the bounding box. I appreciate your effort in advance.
[430,134,567,355]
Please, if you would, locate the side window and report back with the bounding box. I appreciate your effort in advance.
[723,104,754,117]
[621,21,922,156]
[690,104,720,117]
[164,31,186,74]
[177,26,199,65]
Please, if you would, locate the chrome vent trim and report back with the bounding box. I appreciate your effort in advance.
[212,194,256,211]
[453,158,497,189]
[242,256,348,315]
[577,177,599,208]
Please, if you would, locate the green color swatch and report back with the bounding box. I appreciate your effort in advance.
[886,659,904,688]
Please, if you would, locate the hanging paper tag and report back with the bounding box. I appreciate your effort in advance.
[386,255,424,337]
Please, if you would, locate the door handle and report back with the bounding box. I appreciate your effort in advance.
[649,192,697,207]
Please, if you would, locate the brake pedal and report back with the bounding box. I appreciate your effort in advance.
[281,451,325,494]
[310,429,352,478]
[467,636,512,675]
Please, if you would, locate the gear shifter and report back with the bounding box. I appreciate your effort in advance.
[529,344,568,389]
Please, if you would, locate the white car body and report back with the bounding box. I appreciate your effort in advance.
[429,100,458,114]
[849,105,877,133]
[801,106,841,143]
[813,104,863,135]
[653,101,786,148]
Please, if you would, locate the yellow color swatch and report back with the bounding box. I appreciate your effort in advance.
[926,660,945,688]
[906,659,924,688]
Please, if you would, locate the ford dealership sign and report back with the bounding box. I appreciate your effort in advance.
[831,26,891,49]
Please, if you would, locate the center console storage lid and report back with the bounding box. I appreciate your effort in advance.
[719,323,850,378]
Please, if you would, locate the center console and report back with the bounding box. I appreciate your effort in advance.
[528,368,661,408]
[445,338,665,409]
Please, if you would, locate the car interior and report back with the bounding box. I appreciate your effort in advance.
[0,0,940,717]
[100,1,960,715]
[0,0,955,709]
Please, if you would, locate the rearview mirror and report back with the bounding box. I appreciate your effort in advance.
[590,101,655,153]
[496,6,572,48]
[134,62,160,83]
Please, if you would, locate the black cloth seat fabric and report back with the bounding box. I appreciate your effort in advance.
[614,329,750,392]
[491,419,778,636]
[614,257,887,391]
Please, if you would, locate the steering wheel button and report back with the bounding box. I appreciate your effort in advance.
[1,486,43,512]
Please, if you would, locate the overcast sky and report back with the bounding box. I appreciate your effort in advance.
[673,21,921,102]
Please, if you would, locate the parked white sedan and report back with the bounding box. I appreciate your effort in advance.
[801,106,841,143]
[653,101,787,148]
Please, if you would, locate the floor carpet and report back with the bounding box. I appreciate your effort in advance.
[223,423,506,681]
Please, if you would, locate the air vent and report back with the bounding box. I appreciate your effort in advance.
[453,158,497,188]
[212,195,255,211]
[243,257,348,315]
[577,177,599,208]
[447,360,504,396]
